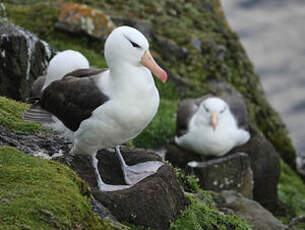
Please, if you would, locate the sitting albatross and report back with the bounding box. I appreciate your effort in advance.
[23,26,167,191]
[175,97,250,160]
[30,50,90,101]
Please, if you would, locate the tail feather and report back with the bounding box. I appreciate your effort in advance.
[23,104,54,124]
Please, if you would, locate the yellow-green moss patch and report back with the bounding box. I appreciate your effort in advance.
[0,96,41,133]
[170,192,252,230]
[0,146,117,230]
[278,161,305,229]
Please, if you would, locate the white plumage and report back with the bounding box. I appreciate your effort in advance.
[42,50,89,90]
[175,97,250,157]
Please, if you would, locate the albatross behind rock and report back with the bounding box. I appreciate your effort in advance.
[23,26,167,191]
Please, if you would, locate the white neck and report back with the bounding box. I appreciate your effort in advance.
[98,62,156,99]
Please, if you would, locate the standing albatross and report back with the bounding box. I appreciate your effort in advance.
[175,97,250,160]
[23,26,167,191]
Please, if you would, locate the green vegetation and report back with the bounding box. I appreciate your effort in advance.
[0,146,118,230]
[170,193,252,230]
[278,161,305,229]
[171,167,252,230]
[0,96,41,133]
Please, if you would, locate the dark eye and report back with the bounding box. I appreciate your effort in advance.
[130,40,141,48]
[203,106,209,113]
[220,107,226,114]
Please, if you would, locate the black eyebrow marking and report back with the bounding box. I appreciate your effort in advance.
[123,34,141,48]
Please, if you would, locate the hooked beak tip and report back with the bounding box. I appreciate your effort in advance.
[141,50,167,84]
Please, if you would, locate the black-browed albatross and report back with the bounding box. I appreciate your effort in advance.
[23,26,167,191]
[175,96,250,165]
[30,50,90,101]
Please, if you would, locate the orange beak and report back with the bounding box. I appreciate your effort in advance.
[210,112,218,131]
[141,50,167,83]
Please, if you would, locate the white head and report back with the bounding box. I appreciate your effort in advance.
[198,97,230,131]
[42,50,89,90]
[104,26,167,83]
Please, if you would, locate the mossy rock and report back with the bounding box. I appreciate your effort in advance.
[0,96,41,133]
[169,192,252,230]
[0,146,119,230]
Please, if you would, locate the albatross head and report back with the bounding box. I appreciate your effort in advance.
[105,26,167,83]
[199,97,229,131]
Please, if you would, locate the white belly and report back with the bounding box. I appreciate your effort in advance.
[72,87,159,155]
[176,126,238,157]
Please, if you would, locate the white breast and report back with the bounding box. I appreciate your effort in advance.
[176,111,249,157]
[72,68,160,155]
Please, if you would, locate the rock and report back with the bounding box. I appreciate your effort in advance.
[190,36,202,52]
[55,3,115,41]
[166,143,201,169]
[212,190,287,230]
[232,126,281,212]
[187,152,253,198]
[68,146,189,230]
[202,39,227,61]
[297,155,305,177]
[0,21,55,101]
[155,36,189,61]
[0,125,69,159]
[90,199,119,224]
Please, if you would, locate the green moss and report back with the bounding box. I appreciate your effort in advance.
[174,166,200,193]
[0,96,41,133]
[170,193,252,230]
[278,160,305,228]
[0,146,118,230]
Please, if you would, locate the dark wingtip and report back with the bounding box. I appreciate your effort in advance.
[22,104,54,124]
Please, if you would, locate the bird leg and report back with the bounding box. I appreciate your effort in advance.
[115,145,164,185]
[91,152,131,192]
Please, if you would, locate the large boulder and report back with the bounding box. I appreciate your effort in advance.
[232,125,281,212]
[212,190,287,230]
[187,152,253,198]
[68,146,190,230]
[0,21,55,101]
[55,3,115,41]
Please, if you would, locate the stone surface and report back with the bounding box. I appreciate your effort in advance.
[155,36,189,61]
[0,125,69,159]
[55,3,115,40]
[0,21,55,101]
[187,152,253,198]
[67,146,189,230]
[212,190,287,230]
[165,142,201,169]
[232,125,281,212]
